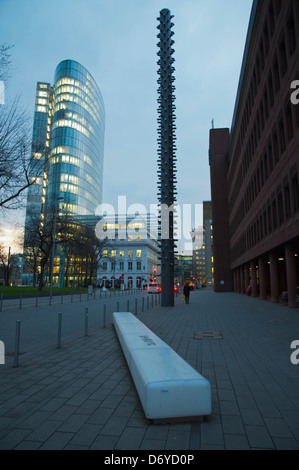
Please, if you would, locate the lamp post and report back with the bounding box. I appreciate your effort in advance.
[50,197,64,300]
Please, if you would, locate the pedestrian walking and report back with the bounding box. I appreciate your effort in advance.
[183,283,191,304]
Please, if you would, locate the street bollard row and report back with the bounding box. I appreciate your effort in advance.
[0,288,149,312]
[10,292,162,367]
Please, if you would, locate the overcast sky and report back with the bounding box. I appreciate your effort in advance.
[0,0,253,252]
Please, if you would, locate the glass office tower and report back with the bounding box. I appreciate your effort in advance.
[46,60,105,216]
[23,60,105,286]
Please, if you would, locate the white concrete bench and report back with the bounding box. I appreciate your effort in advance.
[113,312,212,422]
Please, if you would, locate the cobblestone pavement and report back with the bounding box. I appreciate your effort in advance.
[0,290,298,450]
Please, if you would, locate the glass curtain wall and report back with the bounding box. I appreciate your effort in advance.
[46,59,105,217]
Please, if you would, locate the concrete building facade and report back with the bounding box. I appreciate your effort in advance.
[209,0,299,307]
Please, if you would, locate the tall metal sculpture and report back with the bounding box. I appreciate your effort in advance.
[157,8,177,307]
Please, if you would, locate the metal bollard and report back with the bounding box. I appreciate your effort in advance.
[14,321,21,368]
[85,308,88,336]
[103,304,106,329]
[57,312,62,349]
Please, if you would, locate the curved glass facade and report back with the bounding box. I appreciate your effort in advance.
[46,60,105,216]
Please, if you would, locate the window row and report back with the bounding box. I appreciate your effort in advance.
[238,1,296,147]
[230,92,299,234]
[103,249,143,258]
[101,261,143,272]
[231,168,299,260]
[229,0,298,190]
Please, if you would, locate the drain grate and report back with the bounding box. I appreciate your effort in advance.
[194,331,223,340]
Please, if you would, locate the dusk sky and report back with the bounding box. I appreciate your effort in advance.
[0,0,253,252]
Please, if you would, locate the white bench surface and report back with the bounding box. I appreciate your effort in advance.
[113,312,211,421]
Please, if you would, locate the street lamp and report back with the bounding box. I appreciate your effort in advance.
[50,196,64,300]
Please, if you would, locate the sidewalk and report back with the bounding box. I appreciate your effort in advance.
[0,290,298,450]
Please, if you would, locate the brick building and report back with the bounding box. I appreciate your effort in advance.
[209,0,299,307]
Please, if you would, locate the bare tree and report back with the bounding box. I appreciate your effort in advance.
[0,44,45,210]
[0,44,13,83]
[0,243,18,286]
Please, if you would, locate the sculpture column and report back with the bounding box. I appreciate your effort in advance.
[157,8,177,307]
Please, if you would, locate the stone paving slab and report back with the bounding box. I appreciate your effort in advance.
[0,290,299,450]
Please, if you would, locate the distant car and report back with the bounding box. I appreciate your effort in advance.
[147,283,161,294]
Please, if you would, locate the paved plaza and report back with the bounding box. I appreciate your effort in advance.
[0,289,298,450]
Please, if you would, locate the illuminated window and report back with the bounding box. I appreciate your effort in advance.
[119,250,124,257]
[136,250,142,258]
[33,152,43,160]
[128,250,133,258]
[36,105,47,113]
[103,250,108,257]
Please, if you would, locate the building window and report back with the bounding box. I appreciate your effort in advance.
[119,250,124,257]
[136,249,142,258]
[120,261,124,270]
[128,262,133,271]
[137,262,141,271]
[277,190,284,225]
[102,262,107,271]
[278,117,286,154]
[268,1,275,37]
[263,20,270,54]
[285,102,294,142]
[279,35,287,76]
[284,180,291,219]
[267,203,272,233]
[263,87,269,120]
[268,140,273,173]
[274,0,282,16]
[291,171,299,213]
[273,130,279,164]
[273,56,280,93]
[128,250,133,258]
[272,198,278,229]
[111,262,115,271]
[287,9,296,56]
[103,250,108,257]
[268,72,274,107]
[111,250,116,257]
[263,149,268,181]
